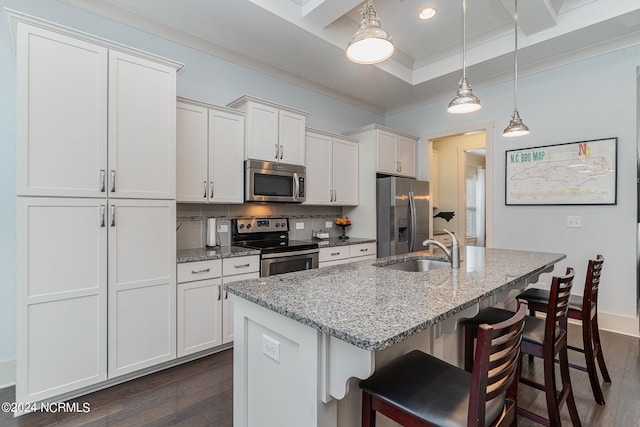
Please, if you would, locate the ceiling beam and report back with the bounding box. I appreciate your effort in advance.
[499,0,561,35]
[302,0,362,28]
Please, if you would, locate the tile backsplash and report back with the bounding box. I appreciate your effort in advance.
[177,203,344,250]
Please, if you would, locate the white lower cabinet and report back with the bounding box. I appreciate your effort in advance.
[177,255,259,357]
[108,200,177,378]
[17,198,176,402]
[319,243,377,268]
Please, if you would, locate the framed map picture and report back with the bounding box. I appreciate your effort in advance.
[505,137,617,205]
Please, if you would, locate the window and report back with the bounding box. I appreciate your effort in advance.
[466,178,477,238]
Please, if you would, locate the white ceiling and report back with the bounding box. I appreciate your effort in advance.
[65,0,640,114]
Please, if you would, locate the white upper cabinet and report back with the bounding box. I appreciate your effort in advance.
[304,129,358,206]
[344,124,418,179]
[108,51,177,199]
[15,19,180,199]
[176,99,244,203]
[16,25,108,198]
[228,96,308,166]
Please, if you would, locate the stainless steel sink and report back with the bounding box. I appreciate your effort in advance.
[376,258,450,272]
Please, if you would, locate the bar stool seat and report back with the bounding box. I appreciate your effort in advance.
[360,350,505,427]
[360,305,527,427]
[517,255,610,405]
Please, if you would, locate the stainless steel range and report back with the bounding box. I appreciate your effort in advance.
[231,218,319,277]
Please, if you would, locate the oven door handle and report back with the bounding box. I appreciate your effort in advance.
[293,172,299,201]
[261,248,319,259]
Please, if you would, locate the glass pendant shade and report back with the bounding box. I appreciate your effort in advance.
[448,0,481,114]
[503,110,530,137]
[346,1,394,64]
[447,77,482,114]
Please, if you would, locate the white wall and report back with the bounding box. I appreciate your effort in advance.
[0,0,383,369]
[387,46,640,334]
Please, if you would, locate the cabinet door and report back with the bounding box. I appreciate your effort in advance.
[16,24,108,198]
[222,271,259,344]
[332,138,359,206]
[279,110,306,165]
[108,51,176,199]
[176,102,209,202]
[304,132,332,205]
[108,200,176,378]
[245,102,279,162]
[177,278,223,357]
[16,198,107,404]
[210,109,245,203]
[376,130,398,174]
[397,136,417,178]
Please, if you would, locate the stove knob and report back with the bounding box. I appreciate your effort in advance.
[239,224,244,229]
[275,223,280,228]
[246,224,252,229]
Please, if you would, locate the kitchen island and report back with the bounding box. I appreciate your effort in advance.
[225,247,565,427]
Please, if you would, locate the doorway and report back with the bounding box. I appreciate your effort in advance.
[431,131,487,247]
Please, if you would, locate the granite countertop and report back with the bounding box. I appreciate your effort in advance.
[312,236,376,247]
[177,246,260,263]
[225,247,565,351]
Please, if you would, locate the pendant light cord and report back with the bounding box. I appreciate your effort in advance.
[462,0,467,80]
[513,0,519,112]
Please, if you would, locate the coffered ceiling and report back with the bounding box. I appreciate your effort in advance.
[64,0,640,114]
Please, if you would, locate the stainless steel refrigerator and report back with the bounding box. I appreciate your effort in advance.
[376,176,430,257]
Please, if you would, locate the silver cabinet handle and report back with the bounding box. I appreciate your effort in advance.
[110,170,116,192]
[329,190,333,202]
[210,181,214,198]
[224,290,228,300]
[191,268,210,274]
[360,248,368,252]
[331,252,340,256]
[110,205,116,227]
[100,205,106,227]
[203,181,207,198]
[217,285,221,301]
[280,144,284,160]
[399,161,402,173]
[100,170,106,192]
[333,190,337,202]
[234,263,250,269]
[275,144,279,159]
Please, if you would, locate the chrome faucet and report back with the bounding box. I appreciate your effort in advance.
[422,229,460,269]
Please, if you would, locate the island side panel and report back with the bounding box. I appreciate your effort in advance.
[233,298,338,427]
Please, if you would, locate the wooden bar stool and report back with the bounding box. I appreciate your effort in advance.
[517,255,610,405]
[359,304,526,427]
[462,268,581,427]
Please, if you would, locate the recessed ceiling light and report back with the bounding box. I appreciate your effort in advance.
[418,6,437,20]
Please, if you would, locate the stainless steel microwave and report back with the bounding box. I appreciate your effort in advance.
[245,159,306,203]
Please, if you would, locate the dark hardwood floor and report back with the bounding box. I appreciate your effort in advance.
[1,324,638,426]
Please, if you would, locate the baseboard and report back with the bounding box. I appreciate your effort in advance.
[0,359,16,389]
[597,311,639,338]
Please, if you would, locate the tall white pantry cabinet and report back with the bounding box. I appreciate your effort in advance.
[11,11,182,405]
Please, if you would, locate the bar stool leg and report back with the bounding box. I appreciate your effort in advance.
[543,345,562,427]
[583,314,606,405]
[361,391,376,427]
[560,344,582,427]
[592,315,612,383]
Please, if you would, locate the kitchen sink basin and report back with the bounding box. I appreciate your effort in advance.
[376,258,450,272]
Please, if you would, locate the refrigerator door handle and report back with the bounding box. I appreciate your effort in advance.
[409,191,417,252]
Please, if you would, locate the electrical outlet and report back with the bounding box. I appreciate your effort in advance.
[325,221,333,228]
[262,334,280,363]
[217,224,228,233]
[566,216,582,228]
[296,222,304,230]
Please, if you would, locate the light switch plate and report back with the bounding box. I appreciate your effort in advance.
[325,221,333,228]
[217,224,228,233]
[296,222,304,230]
[566,216,582,228]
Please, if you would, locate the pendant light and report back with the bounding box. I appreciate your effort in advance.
[346,0,394,65]
[503,0,530,137]
[448,0,481,114]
